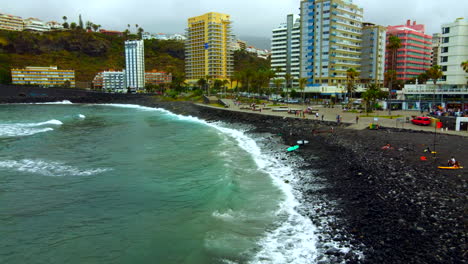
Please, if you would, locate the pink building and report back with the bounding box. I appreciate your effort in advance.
[386,20,432,81]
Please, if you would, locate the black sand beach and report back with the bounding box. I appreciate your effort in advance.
[2,95,466,263]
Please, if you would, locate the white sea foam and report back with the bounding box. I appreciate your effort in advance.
[0,159,111,177]
[104,103,319,263]
[78,114,86,119]
[0,119,62,137]
[39,100,73,104]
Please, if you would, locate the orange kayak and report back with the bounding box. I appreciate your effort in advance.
[438,166,463,170]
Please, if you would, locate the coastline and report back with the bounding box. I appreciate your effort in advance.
[2,96,467,263]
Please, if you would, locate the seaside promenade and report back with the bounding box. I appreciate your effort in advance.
[202,99,468,137]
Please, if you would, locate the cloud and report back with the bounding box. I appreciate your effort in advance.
[2,0,467,39]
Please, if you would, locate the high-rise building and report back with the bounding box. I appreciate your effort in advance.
[385,20,432,81]
[0,13,23,31]
[431,33,442,67]
[360,22,387,85]
[185,12,233,83]
[300,0,363,88]
[439,18,468,85]
[271,14,301,86]
[125,40,145,90]
[11,66,75,88]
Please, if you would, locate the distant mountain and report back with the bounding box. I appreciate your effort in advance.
[239,35,271,50]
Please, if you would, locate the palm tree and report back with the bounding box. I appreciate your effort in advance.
[362,84,385,114]
[222,79,230,97]
[299,77,308,108]
[205,75,212,96]
[197,78,207,90]
[62,16,69,29]
[386,35,402,115]
[273,78,284,100]
[426,65,443,86]
[284,73,292,102]
[425,65,443,157]
[234,71,243,96]
[92,24,99,32]
[461,61,468,73]
[137,27,144,39]
[346,68,359,104]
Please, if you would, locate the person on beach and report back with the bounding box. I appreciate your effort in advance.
[336,114,340,124]
[322,114,324,121]
[315,112,319,119]
[356,116,359,124]
[448,156,459,167]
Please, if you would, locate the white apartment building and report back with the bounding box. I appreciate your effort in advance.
[46,21,64,30]
[104,71,126,92]
[432,33,442,66]
[360,22,386,85]
[23,18,50,32]
[300,0,363,91]
[169,34,187,41]
[0,13,23,31]
[125,40,145,90]
[271,14,301,86]
[439,18,468,85]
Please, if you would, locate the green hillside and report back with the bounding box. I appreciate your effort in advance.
[0,29,269,86]
[0,30,185,84]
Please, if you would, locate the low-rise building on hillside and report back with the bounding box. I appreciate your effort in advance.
[11,66,75,88]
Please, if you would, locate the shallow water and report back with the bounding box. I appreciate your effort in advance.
[0,103,317,264]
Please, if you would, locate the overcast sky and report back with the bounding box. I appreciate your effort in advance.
[3,0,467,40]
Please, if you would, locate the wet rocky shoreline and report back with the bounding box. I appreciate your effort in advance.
[3,95,466,263]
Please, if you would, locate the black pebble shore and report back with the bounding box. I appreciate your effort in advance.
[2,94,466,264]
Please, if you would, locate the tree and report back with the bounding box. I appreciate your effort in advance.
[346,68,359,102]
[222,79,230,97]
[70,22,77,30]
[299,77,308,107]
[62,16,67,22]
[461,61,468,73]
[86,21,93,31]
[63,22,69,29]
[137,27,144,39]
[205,75,212,96]
[273,78,284,99]
[78,14,84,29]
[362,84,386,113]
[197,78,207,90]
[92,24,99,32]
[386,35,402,115]
[426,65,443,86]
[284,73,292,102]
[417,72,429,84]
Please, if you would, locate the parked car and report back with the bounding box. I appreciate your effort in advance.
[411,116,431,126]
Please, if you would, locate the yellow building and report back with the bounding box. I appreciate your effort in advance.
[0,13,24,31]
[11,66,76,88]
[185,12,233,83]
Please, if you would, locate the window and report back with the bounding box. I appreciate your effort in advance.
[442,66,447,71]
[441,47,448,53]
[442,37,449,43]
[441,56,448,63]
[442,27,450,34]
[441,75,447,81]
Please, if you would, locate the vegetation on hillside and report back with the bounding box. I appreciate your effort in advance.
[0,29,185,84]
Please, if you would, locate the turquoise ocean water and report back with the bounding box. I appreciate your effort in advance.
[0,103,317,264]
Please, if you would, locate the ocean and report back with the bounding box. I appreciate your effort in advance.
[0,103,317,264]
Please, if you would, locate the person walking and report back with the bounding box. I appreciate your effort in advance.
[356,116,359,124]
[321,114,324,121]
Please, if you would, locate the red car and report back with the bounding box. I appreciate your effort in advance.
[411,117,431,126]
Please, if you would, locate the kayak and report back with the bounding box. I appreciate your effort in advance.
[438,166,464,170]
